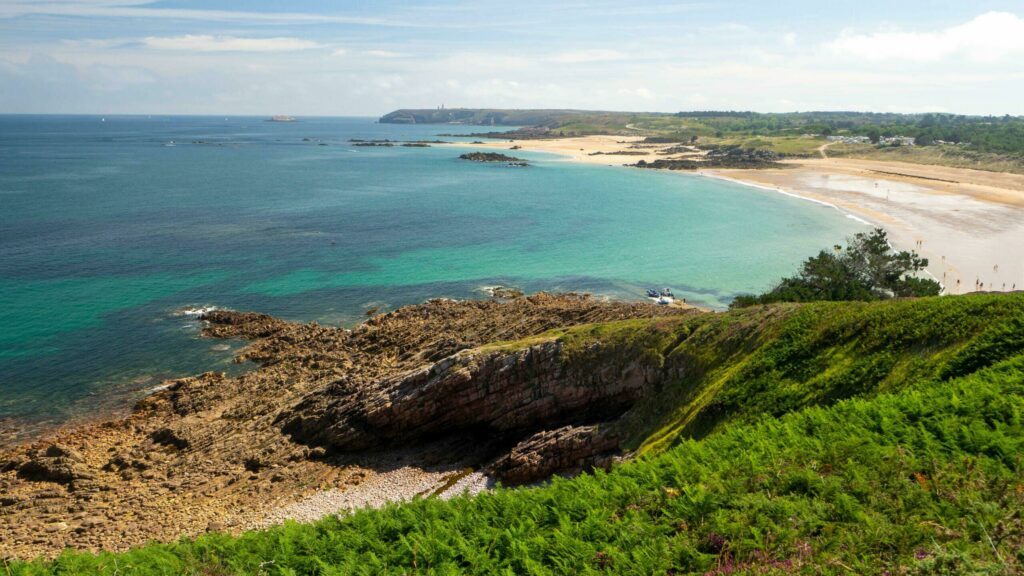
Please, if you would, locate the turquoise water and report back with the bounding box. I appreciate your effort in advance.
[0,115,864,431]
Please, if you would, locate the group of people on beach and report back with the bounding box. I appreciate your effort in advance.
[969,264,1016,292]
[972,278,1016,292]
[941,259,1017,294]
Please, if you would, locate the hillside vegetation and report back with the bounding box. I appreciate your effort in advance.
[730,227,940,308]
[382,108,1024,173]
[826,142,1024,174]
[379,109,649,129]
[13,292,1024,574]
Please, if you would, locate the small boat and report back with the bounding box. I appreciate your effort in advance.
[164,140,176,147]
[646,289,659,298]
[656,296,673,305]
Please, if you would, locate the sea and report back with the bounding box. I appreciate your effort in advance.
[0,115,865,437]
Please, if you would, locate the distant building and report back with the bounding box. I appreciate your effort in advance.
[826,135,871,144]
[879,136,915,147]
[826,134,915,146]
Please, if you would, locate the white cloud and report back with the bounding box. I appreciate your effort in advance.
[549,49,626,63]
[372,74,405,89]
[0,0,417,27]
[364,50,408,58]
[4,4,1024,116]
[686,93,708,105]
[61,38,132,49]
[701,22,752,34]
[436,52,532,70]
[827,11,1024,62]
[617,87,654,99]
[142,35,321,52]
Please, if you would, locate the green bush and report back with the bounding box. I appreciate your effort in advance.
[731,228,941,308]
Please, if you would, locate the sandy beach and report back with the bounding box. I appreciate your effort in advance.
[459,134,665,165]
[451,136,1024,294]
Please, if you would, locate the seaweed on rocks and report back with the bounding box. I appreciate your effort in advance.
[633,146,783,170]
[458,152,529,166]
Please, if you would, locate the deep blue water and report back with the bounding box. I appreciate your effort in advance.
[0,115,864,433]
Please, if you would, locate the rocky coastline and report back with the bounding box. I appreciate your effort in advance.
[0,293,697,560]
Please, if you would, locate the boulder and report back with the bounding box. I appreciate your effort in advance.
[487,424,621,485]
[17,443,92,485]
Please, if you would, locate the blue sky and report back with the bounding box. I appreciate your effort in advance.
[2,1,1023,115]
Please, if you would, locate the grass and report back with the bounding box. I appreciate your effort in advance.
[826,143,1024,175]
[701,136,824,157]
[11,293,1024,574]
[538,294,1024,453]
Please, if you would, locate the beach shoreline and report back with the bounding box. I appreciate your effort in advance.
[446,136,1024,294]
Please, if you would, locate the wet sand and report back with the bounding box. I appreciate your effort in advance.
[710,163,1024,293]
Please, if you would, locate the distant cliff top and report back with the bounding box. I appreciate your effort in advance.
[379,108,602,126]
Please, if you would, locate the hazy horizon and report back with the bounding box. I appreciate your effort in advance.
[3,1,1024,117]
[3,107,1024,119]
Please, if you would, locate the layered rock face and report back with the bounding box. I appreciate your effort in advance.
[238,293,682,482]
[488,424,620,485]
[0,293,697,559]
[280,339,655,456]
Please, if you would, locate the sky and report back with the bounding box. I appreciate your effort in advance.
[2,0,1024,116]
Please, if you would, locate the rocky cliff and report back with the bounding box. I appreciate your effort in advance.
[0,293,697,559]
[279,338,655,460]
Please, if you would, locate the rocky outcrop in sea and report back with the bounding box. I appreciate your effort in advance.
[458,152,528,166]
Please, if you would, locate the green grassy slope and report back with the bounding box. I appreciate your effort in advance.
[13,294,1024,574]
[826,142,1024,175]
[553,294,1024,454]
